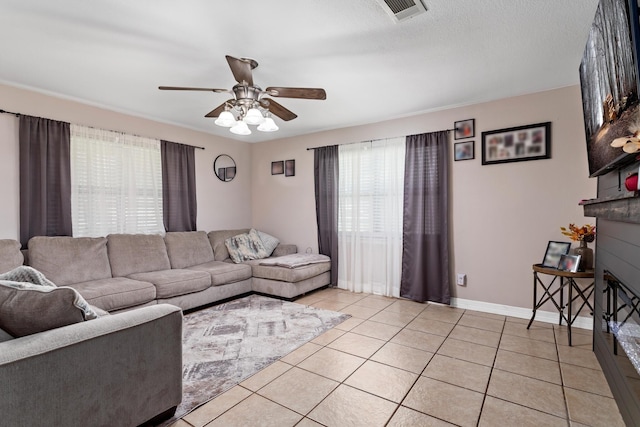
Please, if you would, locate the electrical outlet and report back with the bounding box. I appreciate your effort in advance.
[456,273,466,286]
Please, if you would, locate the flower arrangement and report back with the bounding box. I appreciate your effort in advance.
[560,224,596,243]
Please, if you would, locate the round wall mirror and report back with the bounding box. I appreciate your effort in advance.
[214,154,236,182]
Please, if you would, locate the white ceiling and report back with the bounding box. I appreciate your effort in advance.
[0,0,599,143]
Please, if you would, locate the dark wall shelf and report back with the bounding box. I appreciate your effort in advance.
[581,194,640,224]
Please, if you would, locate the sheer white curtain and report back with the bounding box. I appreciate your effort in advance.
[338,137,405,296]
[70,125,164,237]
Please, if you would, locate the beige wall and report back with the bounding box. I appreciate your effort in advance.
[0,83,252,240]
[0,83,596,310]
[251,85,597,309]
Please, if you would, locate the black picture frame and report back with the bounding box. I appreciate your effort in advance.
[454,119,475,140]
[454,141,474,161]
[558,254,581,273]
[541,241,572,268]
[481,122,551,165]
[285,159,295,177]
[271,161,284,175]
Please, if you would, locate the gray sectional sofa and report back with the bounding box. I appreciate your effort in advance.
[28,229,330,312]
[0,229,331,426]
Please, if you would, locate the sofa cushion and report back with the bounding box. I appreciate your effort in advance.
[0,280,97,337]
[257,230,280,256]
[0,239,23,274]
[107,234,171,277]
[208,229,250,261]
[246,260,331,283]
[164,231,215,269]
[272,244,298,258]
[128,269,211,298]
[28,236,112,285]
[187,261,252,286]
[68,277,157,312]
[225,229,269,263]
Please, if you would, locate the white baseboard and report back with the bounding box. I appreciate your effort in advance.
[450,297,593,330]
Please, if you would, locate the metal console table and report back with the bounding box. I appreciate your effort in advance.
[528,264,595,346]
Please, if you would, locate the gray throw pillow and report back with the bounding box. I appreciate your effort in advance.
[0,267,98,337]
[257,230,280,256]
[225,229,269,263]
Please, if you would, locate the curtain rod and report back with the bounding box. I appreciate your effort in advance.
[305,128,456,151]
[0,108,206,150]
[0,109,20,117]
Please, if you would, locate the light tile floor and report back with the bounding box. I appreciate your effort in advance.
[170,287,625,427]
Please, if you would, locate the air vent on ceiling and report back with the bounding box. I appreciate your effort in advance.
[376,0,427,22]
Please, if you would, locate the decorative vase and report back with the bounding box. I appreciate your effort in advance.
[573,240,593,271]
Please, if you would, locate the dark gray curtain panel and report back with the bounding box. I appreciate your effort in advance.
[400,131,450,304]
[19,115,72,247]
[161,140,197,232]
[314,145,339,286]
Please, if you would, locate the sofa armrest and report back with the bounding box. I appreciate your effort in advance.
[0,304,183,427]
[272,244,298,257]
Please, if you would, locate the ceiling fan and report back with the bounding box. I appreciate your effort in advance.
[159,55,326,135]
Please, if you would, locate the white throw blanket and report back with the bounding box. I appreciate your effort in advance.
[259,253,330,269]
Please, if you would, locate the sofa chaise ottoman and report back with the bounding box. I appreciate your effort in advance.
[207,229,331,300]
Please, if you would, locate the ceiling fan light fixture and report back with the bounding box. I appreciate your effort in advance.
[230,120,251,135]
[214,110,236,127]
[257,116,279,132]
[243,107,265,125]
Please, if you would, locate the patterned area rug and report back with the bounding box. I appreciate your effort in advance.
[163,294,350,424]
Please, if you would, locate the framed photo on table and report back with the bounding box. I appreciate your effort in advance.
[558,254,581,273]
[541,241,571,268]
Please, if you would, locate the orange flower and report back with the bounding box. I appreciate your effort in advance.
[560,223,596,242]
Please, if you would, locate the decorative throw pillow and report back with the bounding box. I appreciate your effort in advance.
[225,229,269,263]
[257,230,280,256]
[0,266,98,337]
[0,265,56,287]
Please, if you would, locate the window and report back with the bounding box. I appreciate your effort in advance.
[338,138,406,235]
[337,137,405,296]
[70,125,164,237]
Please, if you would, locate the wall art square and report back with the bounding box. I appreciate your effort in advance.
[454,141,474,161]
[482,122,551,165]
[454,118,475,140]
[271,161,284,175]
[285,159,295,177]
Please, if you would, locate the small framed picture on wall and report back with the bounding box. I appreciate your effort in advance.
[454,119,475,140]
[454,141,474,161]
[271,161,284,175]
[285,159,295,177]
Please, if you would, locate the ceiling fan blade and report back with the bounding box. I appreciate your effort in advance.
[205,100,234,118]
[261,98,297,121]
[265,87,326,100]
[226,55,254,86]
[159,86,228,93]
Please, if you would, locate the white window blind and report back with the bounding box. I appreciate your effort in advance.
[337,137,405,296]
[70,125,164,237]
